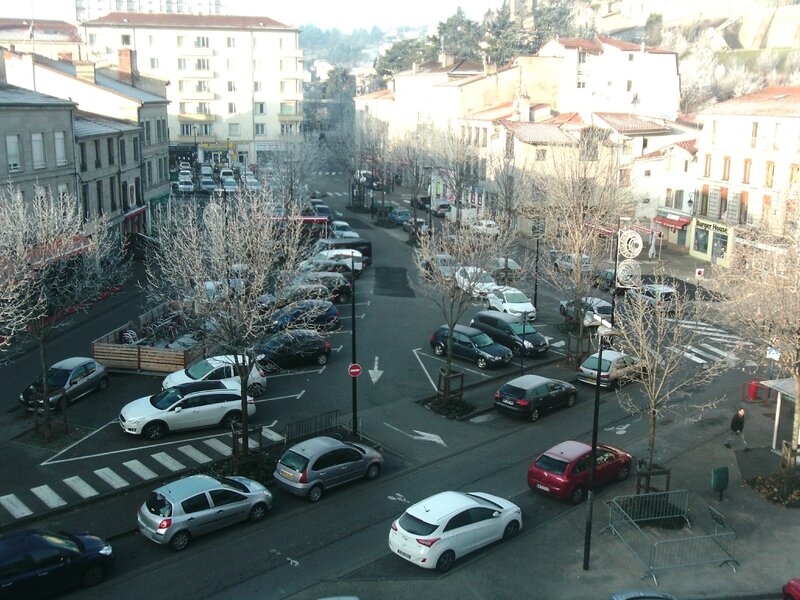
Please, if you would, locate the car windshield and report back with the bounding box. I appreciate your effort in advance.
[467,270,493,283]
[150,387,184,410]
[582,356,611,372]
[36,367,71,388]
[185,359,215,380]
[145,492,172,517]
[466,493,503,510]
[263,334,289,351]
[594,304,612,315]
[535,454,570,475]
[472,333,495,348]
[509,322,538,335]
[278,449,309,472]
[216,476,248,493]
[495,258,520,270]
[399,512,438,535]
[498,384,525,399]
[505,292,529,303]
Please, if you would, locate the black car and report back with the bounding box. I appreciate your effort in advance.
[255,329,331,372]
[292,272,352,303]
[592,269,626,295]
[494,374,577,422]
[0,529,114,599]
[429,324,513,369]
[470,311,549,357]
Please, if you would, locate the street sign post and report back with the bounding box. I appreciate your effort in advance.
[348,363,362,378]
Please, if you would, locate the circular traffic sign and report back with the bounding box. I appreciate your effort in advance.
[348,363,362,377]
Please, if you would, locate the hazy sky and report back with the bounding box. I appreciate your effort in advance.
[6,0,505,31]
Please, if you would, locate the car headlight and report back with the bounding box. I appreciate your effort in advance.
[124,416,145,425]
[19,393,24,401]
[99,543,113,556]
[523,340,533,349]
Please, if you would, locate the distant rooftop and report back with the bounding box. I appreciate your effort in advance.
[699,86,800,118]
[84,11,293,31]
[0,82,75,107]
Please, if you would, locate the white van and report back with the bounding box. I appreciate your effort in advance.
[219,167,235,181]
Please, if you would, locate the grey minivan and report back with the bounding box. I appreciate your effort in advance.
[137,474,273,551]
[273,436,384,502]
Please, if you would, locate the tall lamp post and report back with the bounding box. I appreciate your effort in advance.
[609,216,631,326]
[531,217,545,309]
[583,315,616,570]
[350,254,358,436]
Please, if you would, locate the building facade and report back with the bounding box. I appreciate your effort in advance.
[75,0,225,22]
[82,12,304,170]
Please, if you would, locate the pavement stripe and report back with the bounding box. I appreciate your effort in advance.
[151,452,186,472]
[94,468,129,489]
[686,345,723,361]
[262,427,284,442]
[669,347,707,364]
[0,494,33,518]
[204,438,232,456]
[123,459,158,480]
[247,437,260,450]
[31,485,67,509]
[699,343,739,362]
[63,476,99,499]
[178,445,213,464]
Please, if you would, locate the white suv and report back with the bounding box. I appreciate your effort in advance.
[626,284,677,313]
[554,253,592,275]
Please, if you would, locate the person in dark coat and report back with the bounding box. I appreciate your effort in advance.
[725,407,747,449]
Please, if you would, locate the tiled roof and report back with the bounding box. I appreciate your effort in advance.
[397,58,483,77]
[74,111,140,138]
[673,139,697,155]
[552,37,603,55]
[0,82,75,107]
[502,121,577,145]
[465,102,515,121]
[0,19,76,35]
[594,112,671,134]
[84,11,292,30]
[547,35,674,56]
[543,112,584,124]
[637,149,665,161]
[698,86,800,117]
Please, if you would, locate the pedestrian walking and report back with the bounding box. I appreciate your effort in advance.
[724,407,748,449]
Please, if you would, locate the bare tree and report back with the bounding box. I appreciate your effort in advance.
[146,191,309,454]
[611,276,728,473]
[429,128,480,226]
[388,131,433,229]
[0,185,127,440]
[266,138,324,205]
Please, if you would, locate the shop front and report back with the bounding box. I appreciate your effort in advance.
[689,218,734,267]
[653,212,691,249]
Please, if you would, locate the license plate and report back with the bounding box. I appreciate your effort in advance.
[396,548,411,559]
[280,470,294,480]
[502,399,515,406]
[536,483,550,492]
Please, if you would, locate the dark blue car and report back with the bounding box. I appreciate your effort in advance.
[269,300,341,332]
[0,529,114,599]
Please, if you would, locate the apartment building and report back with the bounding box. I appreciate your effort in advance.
[82,12,304,170]
[691,86,800,265]
[75,0,225,22]
[1,47,170,233]
[0,82,76,202]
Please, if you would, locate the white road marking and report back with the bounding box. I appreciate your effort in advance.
[0,494,32,518]
[94,468,129,489]
[31,485,67,508]
[383,423,447,447]
[685,345,723,361]
[412,348,437,391]
[669,347,707,364]
[699,343,739,362]
[178,445,213,463]
[204,438,232,456]
[151,452,185,472]
[123,459,158,480]
[42,420,116,465]
[247,437,261,450]
[63,476,99,499]
[261,427,284,442]
[415,350,492,377]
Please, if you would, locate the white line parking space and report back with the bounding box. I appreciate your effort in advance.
[178,445,212,463]
[0,494,32,518]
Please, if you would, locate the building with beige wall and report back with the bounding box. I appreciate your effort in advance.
[81,12,303,170]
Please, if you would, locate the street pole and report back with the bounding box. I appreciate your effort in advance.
[583,327,605,570]
[520,311,528,375]
[609,216,630,327]
[533,237,540,309]
[351,254,358,436]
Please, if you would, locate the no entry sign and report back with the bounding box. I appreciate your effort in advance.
[348,363,362,377]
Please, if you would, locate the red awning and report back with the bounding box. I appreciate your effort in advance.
[583,221,615,237]
[124,206,146,220]
[653,215,691,229]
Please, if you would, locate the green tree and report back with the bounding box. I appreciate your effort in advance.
[482,2,537,65]
[374,38,436,79]
[432,8,482,60]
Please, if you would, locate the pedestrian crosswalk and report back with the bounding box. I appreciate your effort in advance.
[0,426,283,523]
[666,319,752,368]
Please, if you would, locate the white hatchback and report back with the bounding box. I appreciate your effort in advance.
[162,355,267,396]
[388,491,522,572]
[486,286,535,320]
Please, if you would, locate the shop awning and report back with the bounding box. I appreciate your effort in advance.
[124,206,146,220]
[653,215,691,229]
[583,221,615,237]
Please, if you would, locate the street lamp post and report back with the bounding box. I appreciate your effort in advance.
[609,216,631,327]
[192,125,198,168]
[351,254,358,436]
[519,311,529,375]
[583,315,614,570]
[531,217,544,309]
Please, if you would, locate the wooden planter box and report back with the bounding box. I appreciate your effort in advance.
[92,303,207,374]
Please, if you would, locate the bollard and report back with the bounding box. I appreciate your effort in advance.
[711,466,729,501]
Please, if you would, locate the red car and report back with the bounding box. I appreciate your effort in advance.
[784,578,800,600]
[527,440,632,504]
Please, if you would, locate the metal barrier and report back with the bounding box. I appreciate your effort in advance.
[284,409,341,446]
[605,490,738,584]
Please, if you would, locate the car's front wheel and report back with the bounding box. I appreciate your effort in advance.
[566,394,576,408]
[502,520,520,541]
[436,550,456,573]
[364,463,381,480]
[617,463,631,481]
[97,377,109,392]
[249,502,269,522]
[316,353,329,365]
[80,563,106,587]
[142,421,167,440]
[570,486,586,505]
[476,357,488,369]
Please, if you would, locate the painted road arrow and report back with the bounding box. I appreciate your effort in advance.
[368,356,383,383]
[383,423,447,447]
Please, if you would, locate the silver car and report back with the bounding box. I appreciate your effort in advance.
[273,436,384,502]
[138,474,273,551]
[19,357,108,412]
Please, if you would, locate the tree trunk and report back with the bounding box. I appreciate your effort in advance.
[239,371,250,457]
[646,403,658,470]
[37,332,51,442]
[793,368,800,450]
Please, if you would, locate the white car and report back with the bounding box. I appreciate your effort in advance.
[162,355,267,396]
[558,296,613,327]
[486,286,536,320]
[305,249,364,272]
[455,266,498,298]
[577,350,642,388]
[243,177,261,192]
[389,491,522,572]
[554,253,592,275]
[175,179,194,193]
[331,220,360,239]
[470,219,500,236]
[221,177,238,193]
[119,380,256,440]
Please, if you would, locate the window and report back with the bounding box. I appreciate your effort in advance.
[673,190,684,211]
[765,161,775,188]
[55,131,66,165]
[195,59,210,71]
[722,156,730,181]
[280,101,296,115]
[254,102,265,114]
[144,121,152,146]
[109,175,117,211]
[133,137,139,161]
[626,80,633,92]
[280,123,297,136]
[79,142,87,171]
[31,133,45,169]
[177,35,184,47]
[773,122,780,150]
[177,58,187,70]
[253,59,262,71]
[644,169,651,177]
[254,81,262,92]
[198,102,210,115]
[196,80,210,92]
[145,161,152,186]
[57,183,68,201]
[5,135,21,171]
[739,191,749,224]
[790,164,800,186]
[88,34,96,45]
[210,489,245,506]
[444,511,472,532]
[198,124,213,136]
[120,139,126,165]
[148,35,154,46]
[150,58,159,69]
[228,102,237,114]
[720,187,728,218]
[96,180,103,215]
[743,158,751,184]
[699,184,709,216]
[228,123,240,136]
[255,123,265,135]
[577,81,586,89]
[628,52,634,61]
[228,81,237,92]
[81,183,89,221]
[227,59,236,71]
[180,123,193,136]
[179,102,188,114]
[751,122,758,149]
[227,36,236,48]
[94,139,101,167]
[578,51,586,64]
[711,120,717,144]
[195,36,209,48]
[536,148,546,161]
[703,154,711,177]
[182,493,210,514]
[121,34,130,46]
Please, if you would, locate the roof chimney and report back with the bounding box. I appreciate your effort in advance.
[439,52,455,68]
[75,61,96,84]
[517,95,531,122]
[640,41,645,52]
[412,61,418,75]
[118,48,137,85]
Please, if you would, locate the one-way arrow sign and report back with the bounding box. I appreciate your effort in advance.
[384,423,447,447]
[368,356,383,383]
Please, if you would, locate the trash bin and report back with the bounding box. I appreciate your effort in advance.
[711,466,729,500]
